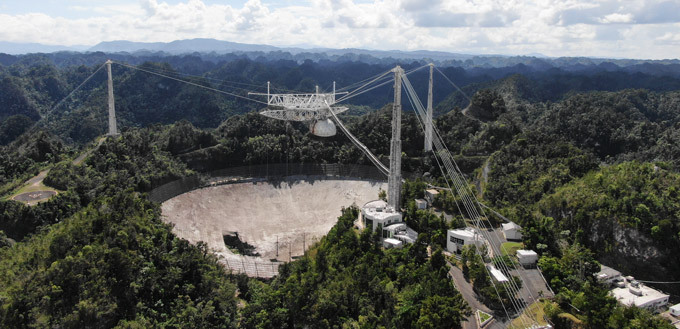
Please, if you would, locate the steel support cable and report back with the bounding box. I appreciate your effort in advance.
[335,69,394,103]
[412,103,539,327]
[413,111,534,328]
[427,116,537,312]
[113,61,269,106]
[403,80,521,322]
[402,81,519,325]
[335,78,395,104]
[434,66,473,106]
[114,62,280,92]
[404,76,534,320]
[335,76,394,104]
[335,67,395,92]
[403,75,539,325]
[325,101,389,176]
[36,63,107,127]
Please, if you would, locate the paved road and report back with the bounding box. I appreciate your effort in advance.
[13,137,107,205]
[25,170,49,186]
[448,262,508,329]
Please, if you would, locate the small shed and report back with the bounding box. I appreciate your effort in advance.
[383,238,404,249]
[425,189,439,205]
[502,222,523,241]
[670,303,680,316]
[415,199,427,210]
[516,250,538,268]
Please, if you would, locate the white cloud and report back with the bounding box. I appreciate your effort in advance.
[0,0,678,59]
[599,13,634,24]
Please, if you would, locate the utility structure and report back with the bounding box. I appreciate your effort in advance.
[106,60,118,136]
[249,82,348,137]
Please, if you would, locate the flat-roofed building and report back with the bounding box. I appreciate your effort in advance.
[446,227,485,254]
[502,222,523,241]
[516,250,538,268]
[610,279,669,313]
[670,303,680,316]
[596,264,623,287]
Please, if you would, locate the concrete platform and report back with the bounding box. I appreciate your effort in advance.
[161,178,386,269]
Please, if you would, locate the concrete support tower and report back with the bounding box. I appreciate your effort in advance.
[106,60,118,136]
[424,64,434,152]
[388,66,403,210]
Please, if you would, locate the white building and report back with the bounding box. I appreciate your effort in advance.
[383,238,403,249]
[361,200,403,232]
[361,200,417,246]
[382,223,417,244]
[502,222,523,241]
[516,250,538,268]
[670,303,680,316]
[446,228,485,254]
[415,199,427,210]
[610,278,669,313]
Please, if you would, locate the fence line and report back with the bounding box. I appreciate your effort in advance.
[149,163,399,203]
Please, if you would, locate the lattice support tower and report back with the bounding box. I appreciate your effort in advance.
[106,60,118,136]
[388,66,403,210]
[424,64,433,152]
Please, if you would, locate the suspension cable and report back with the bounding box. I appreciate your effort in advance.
[112,61,270,106]
[35,63,107,127]
[402,73,541,326]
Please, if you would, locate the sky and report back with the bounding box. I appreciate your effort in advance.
[0,0,679,59]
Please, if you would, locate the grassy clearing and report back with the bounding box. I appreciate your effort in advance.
[509,300,549,328]
[501,241,524,258]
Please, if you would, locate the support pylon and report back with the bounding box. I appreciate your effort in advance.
[106,60,118,136]
[388,66,403,210]
[425,64,433,152]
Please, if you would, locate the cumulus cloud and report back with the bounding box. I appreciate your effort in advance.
[0,0,678,59]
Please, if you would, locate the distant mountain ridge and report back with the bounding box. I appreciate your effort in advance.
[89,38,478,62]
[0,41,88,55]
[89,38,280,54]
[1,38,679,69]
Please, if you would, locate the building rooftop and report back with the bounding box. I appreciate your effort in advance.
[611,283,669,308]
[385,223,418,243]
[383,238,403,246]
[597,264,622,281]
[516,250,537,257]
[502,222,521,230]
[425,189,439,195]
[362,200,400,221]
[487,265,509,283]
[448,227,482,240]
